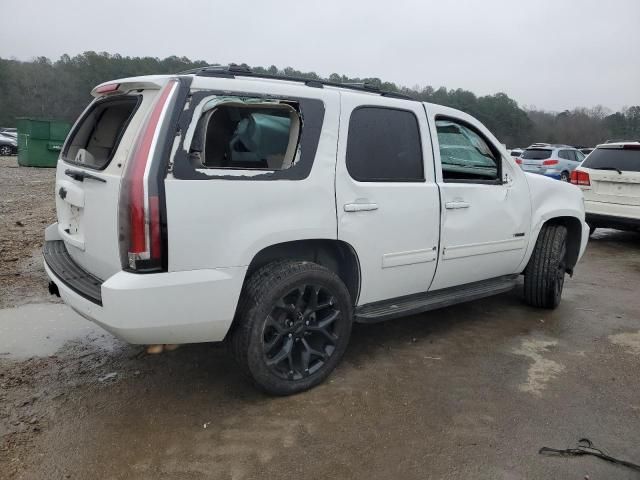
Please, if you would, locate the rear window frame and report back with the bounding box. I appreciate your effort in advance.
[61,93,142,171]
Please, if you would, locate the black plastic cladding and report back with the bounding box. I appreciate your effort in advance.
[171,89,325,181]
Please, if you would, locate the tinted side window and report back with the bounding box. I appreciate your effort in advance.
[435,118,500,182]
[558,150,569,160]
[346,107,424,182]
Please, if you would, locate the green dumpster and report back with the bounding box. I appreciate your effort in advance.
[17,118,72,167]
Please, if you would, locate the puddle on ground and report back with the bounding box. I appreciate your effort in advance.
[0,303,119,360]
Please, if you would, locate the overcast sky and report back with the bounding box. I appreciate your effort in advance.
[1,0,638,112]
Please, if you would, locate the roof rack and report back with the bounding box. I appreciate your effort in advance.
[177,65,415,101]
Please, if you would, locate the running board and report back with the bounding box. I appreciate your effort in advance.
[354,275,519,323]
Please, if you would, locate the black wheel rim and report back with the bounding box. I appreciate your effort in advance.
[262,284,341,381]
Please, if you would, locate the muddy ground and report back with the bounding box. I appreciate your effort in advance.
[1,157,639,479]
[0,157,59,309]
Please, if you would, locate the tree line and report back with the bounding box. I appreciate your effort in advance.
[1,52,638,148]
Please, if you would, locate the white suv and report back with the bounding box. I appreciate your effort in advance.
[44,66,589,394]
[571,142,640,234]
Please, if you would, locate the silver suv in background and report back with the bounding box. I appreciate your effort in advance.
[516,145,586,181]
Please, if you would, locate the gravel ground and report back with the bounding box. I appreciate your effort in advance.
[0,156,59,309]
[1,160,639,479]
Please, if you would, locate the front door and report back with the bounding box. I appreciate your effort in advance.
[426,109,531,291]
[335,95,440,306]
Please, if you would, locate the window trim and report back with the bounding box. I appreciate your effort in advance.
[346,105,425,183]
[434,115,503,185]
[61,94,142,171]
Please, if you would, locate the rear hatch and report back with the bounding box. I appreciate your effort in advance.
[54,80,165,280]
[520,148,553,173]
[579,145,640,206]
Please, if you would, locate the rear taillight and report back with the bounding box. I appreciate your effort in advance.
[542,159,559,166]
[570,170,590,186]
[121,79,179,272]
[515,158,522,165]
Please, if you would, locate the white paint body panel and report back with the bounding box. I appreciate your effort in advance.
[335,93,440,305]
[424,104,532,290]
[44,74,589,345]
[165,81,340,271]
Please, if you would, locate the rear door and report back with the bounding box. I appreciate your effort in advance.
[55,86,160,280]
[335,94,440,305]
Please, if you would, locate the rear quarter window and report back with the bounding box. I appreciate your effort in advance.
[521,149,552,160]
[63,95,141,170]
[582,147,640,172]
[192,102,300,171]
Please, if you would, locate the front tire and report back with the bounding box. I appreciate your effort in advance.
[0,145,12,156]
[229,260,353,395]
[560,171,570,182]
[524,224,568,309]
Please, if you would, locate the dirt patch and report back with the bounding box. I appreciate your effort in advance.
[512,337,565,395]
[0,156,59,309]
[609,330,640,355]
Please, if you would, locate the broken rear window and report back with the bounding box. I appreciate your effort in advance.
[63,95,140,170]
[190,101,301,170]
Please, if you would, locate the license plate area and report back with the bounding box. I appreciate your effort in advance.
[596,181,640,197]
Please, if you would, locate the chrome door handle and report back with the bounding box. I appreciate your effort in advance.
[344,202,378,212]
[445,201,470,209]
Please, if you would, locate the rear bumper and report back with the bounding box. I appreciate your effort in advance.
[584,200,640,230]
[585,213,640,231]
[43,240,247,344]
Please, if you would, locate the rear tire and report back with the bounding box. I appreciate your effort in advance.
[524,224,568,309]
[229,260,353,395]
[0,145,12,156]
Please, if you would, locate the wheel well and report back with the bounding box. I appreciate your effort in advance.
[246,240,361,304]
[543,216,582,274]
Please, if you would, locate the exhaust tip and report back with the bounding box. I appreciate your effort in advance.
[48,281,60,297]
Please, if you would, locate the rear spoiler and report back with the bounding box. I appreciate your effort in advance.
[91,80,163,98]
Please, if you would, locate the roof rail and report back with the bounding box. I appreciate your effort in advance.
[177,65,415,101]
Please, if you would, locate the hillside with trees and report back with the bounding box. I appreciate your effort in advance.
[0,52,638,147]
